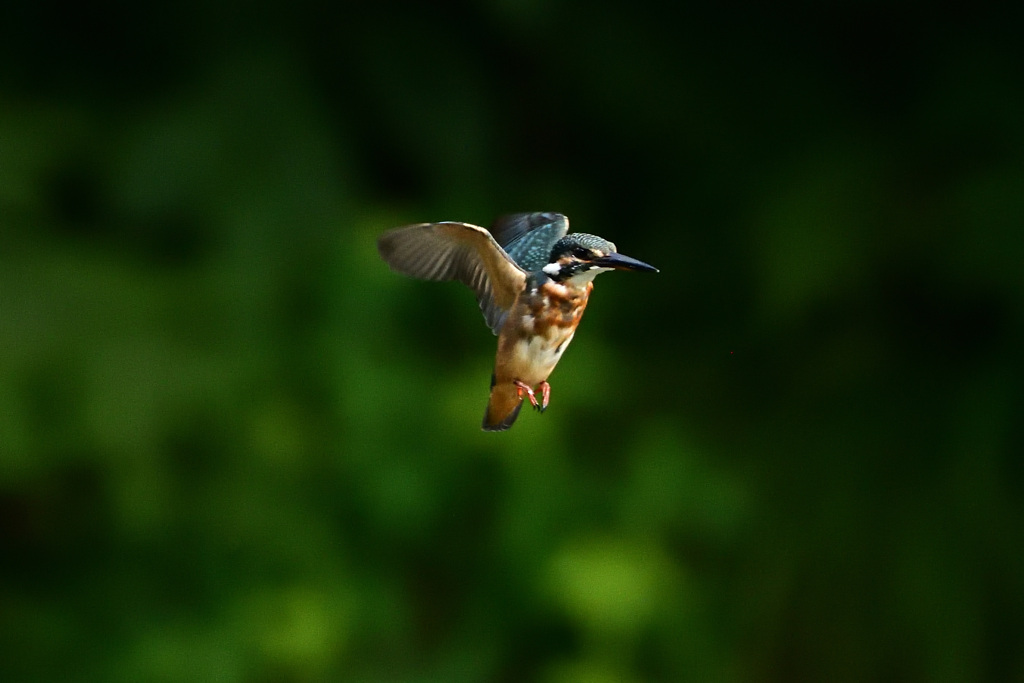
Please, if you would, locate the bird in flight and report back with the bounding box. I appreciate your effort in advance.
[377,212,658,431]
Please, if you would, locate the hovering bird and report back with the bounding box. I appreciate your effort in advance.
[377,212,658,431]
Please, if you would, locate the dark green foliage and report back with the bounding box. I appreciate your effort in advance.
[1,3,1022,681]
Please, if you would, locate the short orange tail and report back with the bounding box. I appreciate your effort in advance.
[482,381,524,431]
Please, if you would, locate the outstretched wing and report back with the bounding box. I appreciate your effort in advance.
[377,222,527,335]
[489,212,570,272]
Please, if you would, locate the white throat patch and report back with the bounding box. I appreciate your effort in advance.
[565,266,612,286]
[542,262,562,277]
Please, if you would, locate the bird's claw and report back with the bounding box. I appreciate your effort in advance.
[513,380,539,410]
[514,380,551,413]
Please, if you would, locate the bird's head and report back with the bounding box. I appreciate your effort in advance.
[541,233,658,285]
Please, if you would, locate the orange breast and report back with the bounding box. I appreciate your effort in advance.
[526,280,591,337]
[494,280,592,386]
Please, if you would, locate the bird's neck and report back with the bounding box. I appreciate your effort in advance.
[538,261,612,287]
[563,267,612,286]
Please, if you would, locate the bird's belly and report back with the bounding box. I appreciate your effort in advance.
[508,327,576,384]
[496,282,590,386]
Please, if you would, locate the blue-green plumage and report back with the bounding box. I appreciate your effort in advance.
[489,213,569,271]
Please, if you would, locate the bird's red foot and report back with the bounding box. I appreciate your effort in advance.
[514,380,551,413]
[513,380,541,411]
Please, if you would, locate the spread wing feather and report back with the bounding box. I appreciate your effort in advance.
[489,212,570,272]
[377,222,527,335]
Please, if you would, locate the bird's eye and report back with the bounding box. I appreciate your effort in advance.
[572,247,590,259]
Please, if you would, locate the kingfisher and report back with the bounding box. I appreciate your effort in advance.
[377,212,658,431]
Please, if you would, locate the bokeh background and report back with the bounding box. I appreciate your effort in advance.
[2,2,1022,681]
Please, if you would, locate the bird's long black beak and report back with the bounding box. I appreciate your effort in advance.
[595,252,659,273]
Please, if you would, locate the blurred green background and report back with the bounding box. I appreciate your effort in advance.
[2,2,1022,681]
